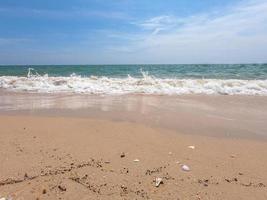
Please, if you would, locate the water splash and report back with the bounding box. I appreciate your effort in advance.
[27,68,41,78]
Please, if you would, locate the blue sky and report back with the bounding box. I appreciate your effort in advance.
[0,0,267,64]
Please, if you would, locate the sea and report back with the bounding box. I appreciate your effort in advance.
[0,64,267,95]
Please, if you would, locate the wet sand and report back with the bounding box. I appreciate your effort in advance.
[0,92,267,199]
[1,91,267,139]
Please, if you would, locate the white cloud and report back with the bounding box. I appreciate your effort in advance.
[109,0,267,64]
[136,15,180,35]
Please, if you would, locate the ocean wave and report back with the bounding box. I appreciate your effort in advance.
[0,69,267,95]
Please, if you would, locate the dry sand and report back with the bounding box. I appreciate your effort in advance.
[0,116,267,200]
[0,93,267,199]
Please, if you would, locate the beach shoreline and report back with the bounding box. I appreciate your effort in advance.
[1,0,267,197]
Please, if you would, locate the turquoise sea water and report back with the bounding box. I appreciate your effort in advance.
[0,64,267,95]
[0,64,267,79]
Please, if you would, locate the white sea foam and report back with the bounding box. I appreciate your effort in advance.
[0,70,267,95]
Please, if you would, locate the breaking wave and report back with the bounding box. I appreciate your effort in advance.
[0,68,267,95]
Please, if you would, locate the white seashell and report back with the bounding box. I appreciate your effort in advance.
[181,164,190,171]
[155,177,163,187]
[188,146,195,149]
[133,159,140,162]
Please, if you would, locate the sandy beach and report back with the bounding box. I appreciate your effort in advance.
[1,92,267,199]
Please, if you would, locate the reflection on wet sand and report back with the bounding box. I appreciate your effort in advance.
[1,90,267,139]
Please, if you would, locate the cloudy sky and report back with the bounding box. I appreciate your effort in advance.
[0,0,267,64]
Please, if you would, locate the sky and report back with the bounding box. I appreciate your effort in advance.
[0,0,267,64]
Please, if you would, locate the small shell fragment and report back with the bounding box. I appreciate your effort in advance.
[155,177,163,187]
[188,146,195,149]
[168,152,172,155]
[133,159,140,162]
[181,164,190,171]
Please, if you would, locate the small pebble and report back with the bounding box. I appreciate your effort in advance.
[155,177,163,187]
[181,165,190,172]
